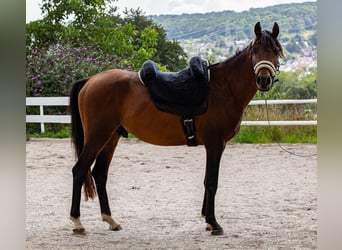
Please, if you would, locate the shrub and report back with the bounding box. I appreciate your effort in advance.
[26,42,123,97]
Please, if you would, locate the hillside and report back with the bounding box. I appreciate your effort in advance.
[151,2,316,41]
[150,1,317,70]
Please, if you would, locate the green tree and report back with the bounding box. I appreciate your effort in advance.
[27,0,115,48]
[27,0,161,70]
[27,0,187,73]
[120,8,187,71]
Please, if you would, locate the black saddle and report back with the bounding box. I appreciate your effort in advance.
[138,56,210,117]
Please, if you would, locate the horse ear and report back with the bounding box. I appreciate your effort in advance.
[254,22,262,38]
[272,22,279,38]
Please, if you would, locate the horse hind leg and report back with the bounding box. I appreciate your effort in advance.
[70,127,121,234]
[70,146,99,234]
[92,132,122,231]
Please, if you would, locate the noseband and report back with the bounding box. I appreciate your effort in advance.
[253,60,278,77]
[253,59,280,90]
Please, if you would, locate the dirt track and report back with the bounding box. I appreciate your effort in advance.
[26,138,317,249]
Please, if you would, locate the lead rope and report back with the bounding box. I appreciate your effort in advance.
[263,94,317,157]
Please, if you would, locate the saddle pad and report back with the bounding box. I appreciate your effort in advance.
[138,57,210,117]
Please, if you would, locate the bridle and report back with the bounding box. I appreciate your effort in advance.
[250,40,280,87]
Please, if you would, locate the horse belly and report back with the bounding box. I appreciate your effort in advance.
[121,90,188,146]
[124,112,187,146]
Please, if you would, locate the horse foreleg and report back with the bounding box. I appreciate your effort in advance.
[92,132,122,231]
[201,185,214,232]
[202,141,225,235]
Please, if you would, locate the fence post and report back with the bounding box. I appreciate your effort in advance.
[39,105,45,133]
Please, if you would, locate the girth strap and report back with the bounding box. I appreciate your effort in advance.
[182,117,197,146]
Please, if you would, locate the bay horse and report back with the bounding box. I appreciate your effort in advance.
[69,22,284,235]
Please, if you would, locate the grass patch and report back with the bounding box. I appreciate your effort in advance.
[231,102,317,143]
[26,124,71,141]
[28,130,71,139]
[232,126,317,143]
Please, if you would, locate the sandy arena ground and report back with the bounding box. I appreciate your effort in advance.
[26,138,317,249]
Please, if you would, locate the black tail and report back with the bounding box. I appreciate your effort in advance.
[69,78,89,158]
[69,78,97,200]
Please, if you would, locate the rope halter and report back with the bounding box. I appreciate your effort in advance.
[253,60,277,77]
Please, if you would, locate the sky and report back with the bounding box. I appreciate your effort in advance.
[26,0,316,23]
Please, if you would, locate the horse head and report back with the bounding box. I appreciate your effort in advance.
[251,22,284,91]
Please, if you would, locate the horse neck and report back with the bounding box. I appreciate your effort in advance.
[210,47,257,108]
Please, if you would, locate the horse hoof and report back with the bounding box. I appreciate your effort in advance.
[110,224,122,231]
[73,227,86,235]
[205,224,213,231]
[211,228,224,236]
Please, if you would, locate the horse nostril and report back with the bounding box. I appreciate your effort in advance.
[267,77,271,84]
[256,76,261,84]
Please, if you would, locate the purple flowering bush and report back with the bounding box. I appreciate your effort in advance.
[26,42,124,97]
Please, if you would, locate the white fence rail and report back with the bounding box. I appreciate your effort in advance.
[26,97,70,133]
[26,97,317,133]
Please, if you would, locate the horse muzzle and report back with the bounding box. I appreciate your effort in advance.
[256,75,274,91]
[254,60,277,92]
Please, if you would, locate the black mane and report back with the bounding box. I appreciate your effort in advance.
[208,46,247,68]
[209,27,284,68]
